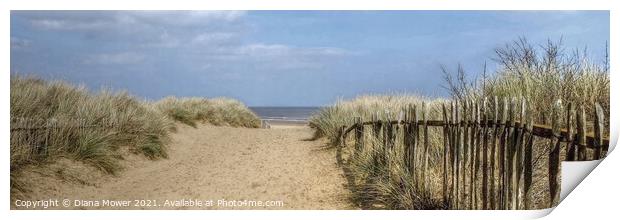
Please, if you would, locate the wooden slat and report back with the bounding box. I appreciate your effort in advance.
[442,103,450,204]
[462,100,470,208]
[470,100,479,209]
[489,96,498,210]
[413,106,419,185]
[523,112,534,210]
[339,125,346,148]
[565,103,576,161]
[384,111,393,174]
[451,101,459,209]
[577,106,587,161]
[354,116,364,158]
[506,98,516,209]
[455,101,462,209]
[447,102,455,207]
[499,97,508,209]
[481,97,489,210]
[513,98,526,209]
[593,103,605,159]
[403,105,412,174]
[549,100,562,207]
[372,112,382,176]
[422,102,430,194]
[475,100,482,209]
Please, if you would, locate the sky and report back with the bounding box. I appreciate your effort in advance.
[10,11,610,106]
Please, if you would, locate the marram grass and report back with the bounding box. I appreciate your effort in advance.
[153,96,260,128]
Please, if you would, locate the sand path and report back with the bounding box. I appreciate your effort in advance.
[16,124,353,209]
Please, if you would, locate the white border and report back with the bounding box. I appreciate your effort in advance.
[2,1,616,220]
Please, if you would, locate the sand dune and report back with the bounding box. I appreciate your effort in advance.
[13,124,353,210]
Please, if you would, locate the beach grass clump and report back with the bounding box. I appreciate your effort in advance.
[309,95,447,143]
[443,38,609,127]
[10,76,174,175]
[154,96,260,128]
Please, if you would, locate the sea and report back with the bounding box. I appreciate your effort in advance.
[249,107,321,124]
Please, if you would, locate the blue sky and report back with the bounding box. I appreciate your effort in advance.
[10,11,609,106]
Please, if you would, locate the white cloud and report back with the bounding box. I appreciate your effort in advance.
[191,32,237,45]
[196,43,356,70]
[84,52,145,65]
[129,11,246,26]
[235,43,352,57]
[17,11,355,71]
[31,18,108,30]
[23,11,251,51]
[141,30,181,48]
[26,11,246,31]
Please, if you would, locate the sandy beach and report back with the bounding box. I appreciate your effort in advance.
[13,123,353,210]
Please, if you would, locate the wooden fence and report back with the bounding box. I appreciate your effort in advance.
[338,97,608,210]
[10,117,117,158]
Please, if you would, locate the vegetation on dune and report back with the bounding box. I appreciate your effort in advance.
[10,76,261,196]
[310,95,447,144]
[10,76,173,175]
[154,96,261,128]
[309,38,609,209]
[442,38,609,128]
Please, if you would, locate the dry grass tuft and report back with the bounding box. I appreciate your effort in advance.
[153,96,260,128]
[442,38,609,127]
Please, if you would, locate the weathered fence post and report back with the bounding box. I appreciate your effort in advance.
[593,103,605,159]
[523,113,534,210]
[413,106,420,186]
[548,100,563,207]
[452,101,463,209]
[462,100,469,208]
[372,112,382,176]
[470,100,479,209]
[565,103,576,161]
[506,98,516,210]
[577,106,587,161]
[354,116,364,158]
[442,103,450,204]
[383,110,393,172]
[403,106,411,174]
[410,106,418,181]
[489,96,498,210]
[481,97,489,210]
[422,102,430,194]
[339,125,346,148]
[499,97,508,209]
[354,116,363,151]
[451,102,460,209]
[513,98,526,209]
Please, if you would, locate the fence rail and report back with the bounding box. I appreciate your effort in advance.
[10,117,118,158]
[337,97,608,210]
[343,120,609,148]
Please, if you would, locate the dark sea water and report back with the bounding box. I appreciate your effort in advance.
[249,107,321,122]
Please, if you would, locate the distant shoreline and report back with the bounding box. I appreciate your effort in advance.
[249,107,320,126]
[259,119,309,129]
